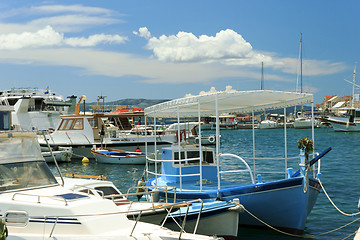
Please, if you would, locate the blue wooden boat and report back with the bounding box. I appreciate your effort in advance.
[143,90,331,234]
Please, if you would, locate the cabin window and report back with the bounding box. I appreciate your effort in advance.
[5,211,28,226]
[174,151,185,160]
[88,118,98,128]
[79,189,95,195]
[173,151,185,165]
[58,119,70,130]
[173,150,214,166]
[186,151,200,164]
[94,186,124,200]
[0,161,58,192]
[71,119,83,130]
[58,119,83,130]
[355,111,360,118]
[203,151,214,164]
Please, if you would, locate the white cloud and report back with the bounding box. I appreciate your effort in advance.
[0,4,123,33]
[133,27,151,39]
[138,28,347,78]
[65,34,127,47]
[0,26,127,50]
[273,57,347,76]
[29,15,122,33]
[0,48,262,84]
[29,4,116,16]
[142,29,268,64]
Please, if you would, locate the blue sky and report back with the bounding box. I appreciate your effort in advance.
[0,1,358,104]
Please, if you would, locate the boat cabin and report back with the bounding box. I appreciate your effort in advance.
[160,146,217,184]
[345,109,360,122]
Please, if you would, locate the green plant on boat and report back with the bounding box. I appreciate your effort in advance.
[297,137,314,162]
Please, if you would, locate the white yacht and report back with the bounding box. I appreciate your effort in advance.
[0,88,76,131]
[0,131,220,240]
[327,66,360,131]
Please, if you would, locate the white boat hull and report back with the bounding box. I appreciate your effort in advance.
[327,116,360,132]
[258,120,278,129]
[41,147,72,162]
[293,118,320,129]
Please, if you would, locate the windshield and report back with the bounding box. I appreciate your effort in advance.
[0,161,58,192]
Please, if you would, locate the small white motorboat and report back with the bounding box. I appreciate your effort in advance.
[0,131,221,240]
[60,175,240,239]
[91,147,152,164]
[41,146,72,162]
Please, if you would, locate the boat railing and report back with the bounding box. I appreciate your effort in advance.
[125,185,177,204]
[160,198,204,236]
[129,198,203,238]
[237,152,321,181]
[11,193,69,206]
[220,153,255,184]
[70,185,105,198]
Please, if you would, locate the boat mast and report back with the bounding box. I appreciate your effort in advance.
[352,65,356,108]
[261,61,264,90]
[300,33,304,114]
[300,33,303,94]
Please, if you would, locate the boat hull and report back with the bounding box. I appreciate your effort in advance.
[258,120,278,129]
[327,117,360,132]
[149,176,320,233]
[163,202,239,240]
[92,148,148,164]
[293,118,319,129]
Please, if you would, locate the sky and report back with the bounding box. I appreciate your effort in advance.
[0,0,358,104]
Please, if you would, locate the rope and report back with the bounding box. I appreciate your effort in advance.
[341,230,357,240]
[241,204,360,238]
[316,171,360,217]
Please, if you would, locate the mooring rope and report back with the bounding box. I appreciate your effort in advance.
[237,170,360,238]
[238,203,360,238]
[317,177,360,217]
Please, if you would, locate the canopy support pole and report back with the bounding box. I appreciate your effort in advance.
[177,106,182,191]
[198,101,203,191]
[284,107,288,178]
[145,116,149,181]
[216,94,221,196]
[153,113,158,187]
[252,110,256,180]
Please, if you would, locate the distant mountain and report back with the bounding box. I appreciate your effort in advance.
[85,98,170,111]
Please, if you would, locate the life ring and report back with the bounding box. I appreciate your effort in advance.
[194,137,199,144]
[208,135,215,143]
[176,130,186,142]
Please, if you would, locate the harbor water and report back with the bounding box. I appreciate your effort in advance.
[48,128,360,240]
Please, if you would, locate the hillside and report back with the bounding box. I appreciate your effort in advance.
[85,98,170,111]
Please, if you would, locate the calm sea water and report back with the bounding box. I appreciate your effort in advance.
[48,128,360,240]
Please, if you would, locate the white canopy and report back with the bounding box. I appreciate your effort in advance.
[145,90,313,118]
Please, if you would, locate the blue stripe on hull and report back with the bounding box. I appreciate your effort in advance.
[154,176,320,233]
